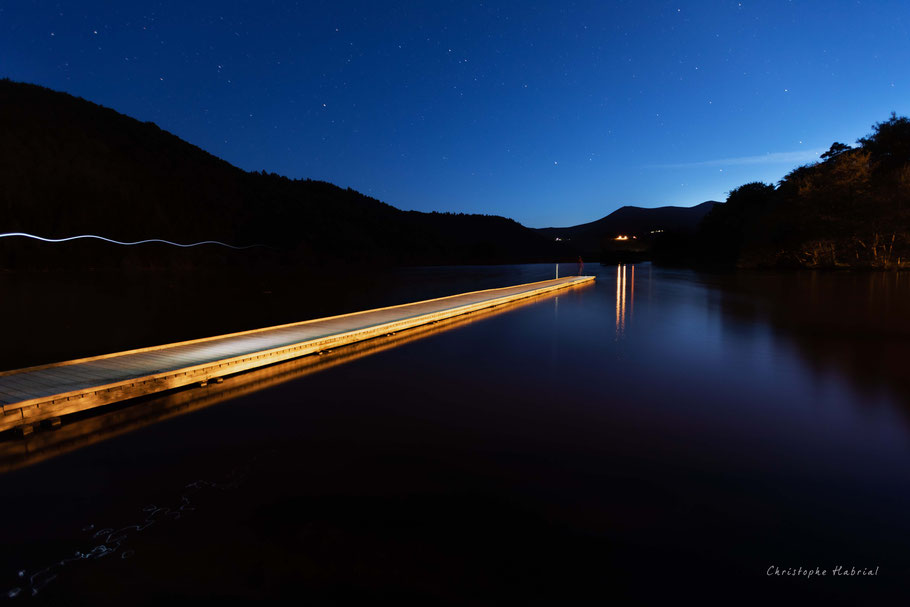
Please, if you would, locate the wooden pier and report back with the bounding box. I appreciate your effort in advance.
[0,275,594,434]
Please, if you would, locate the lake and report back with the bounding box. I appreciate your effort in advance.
[2,263,909,604]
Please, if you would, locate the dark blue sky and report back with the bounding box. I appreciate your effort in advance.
[3,1,908,227]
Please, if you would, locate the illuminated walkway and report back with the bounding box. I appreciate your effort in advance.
[0,275,594,434]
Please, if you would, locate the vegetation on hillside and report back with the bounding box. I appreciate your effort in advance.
[696,113,910,269]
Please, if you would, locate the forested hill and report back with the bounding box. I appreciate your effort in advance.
[0,79,558,269]
[694,113,910,269]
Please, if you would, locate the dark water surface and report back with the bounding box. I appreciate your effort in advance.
[2,263,909,605]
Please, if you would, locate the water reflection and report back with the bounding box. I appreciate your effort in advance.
[615,264,634,339]
[708,269,910,409]
[2,263,909,603]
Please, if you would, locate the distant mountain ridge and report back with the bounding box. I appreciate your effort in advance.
[0,79,558,269]
[537,201,720,256]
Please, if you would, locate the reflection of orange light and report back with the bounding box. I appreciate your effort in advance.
[622,265,626,332]
[616,265,621,331]
[616,264,626,338]
[614,235,629,241]
[615,264,635,340]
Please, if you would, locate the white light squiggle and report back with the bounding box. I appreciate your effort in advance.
[0,232,266,250]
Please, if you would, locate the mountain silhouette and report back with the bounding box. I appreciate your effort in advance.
[0,79,559,269]
[537,201,719,257]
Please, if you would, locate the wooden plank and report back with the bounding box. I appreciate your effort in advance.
[92,354,172,369]
[4,378,60,400]
[117,353,184,370]
[0,382,41,401]
[0,374,53,395]
[0,390,23,405]
[84,356,152,369]
[38,366,110,381]
[0,371,62,391]
[15,366,91,382]
[139,350,217,366]
[84,362,159,377]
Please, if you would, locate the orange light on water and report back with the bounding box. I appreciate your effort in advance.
[616,264,626,338]
[615,264,634,340]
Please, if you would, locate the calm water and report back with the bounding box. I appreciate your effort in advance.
[2,263,909,604]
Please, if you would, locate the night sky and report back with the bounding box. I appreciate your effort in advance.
[2,1,908,227]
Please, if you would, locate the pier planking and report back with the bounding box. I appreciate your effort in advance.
[0,275,594,433]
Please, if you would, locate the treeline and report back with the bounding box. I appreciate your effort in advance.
[656,113,910,269]
[0,79,558,271]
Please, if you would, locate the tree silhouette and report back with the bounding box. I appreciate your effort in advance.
[820,142,851,160]
[694,113,910,268]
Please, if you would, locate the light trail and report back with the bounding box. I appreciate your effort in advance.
[0,232,267,250]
